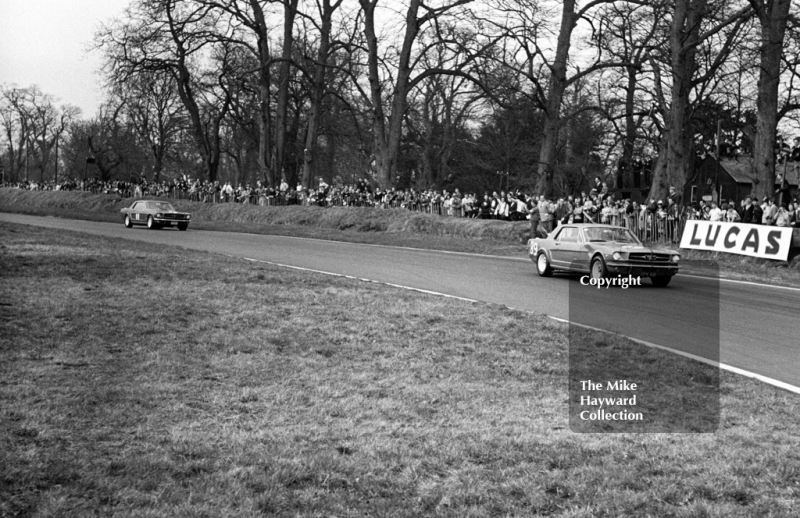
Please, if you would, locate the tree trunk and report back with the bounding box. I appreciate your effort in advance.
[421,92,436,187]
[248,0,273,186]
[302,0,339,189]
[649,0,705,203]
[535,0,574,197]
[750,0,791,201]
[151,143,164,183]
[274,0,299,186]
[620,66,638,188]
[361,0,424,188]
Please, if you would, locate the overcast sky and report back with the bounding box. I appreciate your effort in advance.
[0,0,130,116]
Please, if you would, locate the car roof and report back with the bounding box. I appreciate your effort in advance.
[567,224,627,228]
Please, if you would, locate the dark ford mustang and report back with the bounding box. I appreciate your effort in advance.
[528,224,680,287]
[121,200,191,231]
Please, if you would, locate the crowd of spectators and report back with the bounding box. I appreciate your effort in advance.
[4,170,800,244]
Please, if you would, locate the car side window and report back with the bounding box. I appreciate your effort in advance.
[558,227,578,243]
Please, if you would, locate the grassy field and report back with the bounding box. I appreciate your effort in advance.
[1,222,799,517]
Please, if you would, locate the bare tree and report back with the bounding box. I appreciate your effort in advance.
[300,0,345,189]
[82,101,128,182]
[648,0,753,202]
[357,0,477,188]
[1,86,33,182]
[97,0,234,182]
[748,0,793,200]
[0,85,80,183]
[114,71,185,182]
[593,2,667,188]
[485,0,645,196]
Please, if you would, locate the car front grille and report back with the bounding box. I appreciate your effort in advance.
[628,253,671,263]
[161,214,187,220]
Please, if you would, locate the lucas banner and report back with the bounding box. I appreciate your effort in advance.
[680,220,793,260]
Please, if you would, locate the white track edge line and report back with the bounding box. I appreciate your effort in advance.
[548,316,800,395]
[238,256,481,303]
[680,273,800,292]
[238,254,800,396]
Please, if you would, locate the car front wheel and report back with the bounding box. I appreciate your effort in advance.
[178,223,188,231]
[590,257,607,280]
[650,276,672,287]
[147,215,158,230]
[536,252,553,277]
[124,215,133,228]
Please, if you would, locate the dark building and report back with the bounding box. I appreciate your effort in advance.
[685,155,799,206]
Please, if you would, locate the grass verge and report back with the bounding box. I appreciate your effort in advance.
[1,222,799,516]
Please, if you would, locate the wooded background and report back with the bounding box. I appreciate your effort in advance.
[2,0,799,202]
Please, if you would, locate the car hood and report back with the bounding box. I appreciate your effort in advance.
[586,243,679,254]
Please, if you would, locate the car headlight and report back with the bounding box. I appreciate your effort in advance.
[672,255,680,263]
[612,252,622,261]
[186,215,191,220]
[156,213,163,218]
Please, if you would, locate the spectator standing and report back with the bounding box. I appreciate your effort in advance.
[538,195,553,233]
[762,198,777,225]
[451,189,462,217]
[708,201,724,222]
[480,194,492,219]
[752,198,764,224]
[725,203,741,222]
[742,197,754,223]
[572,205,585,224]
[775,204,792,227]
[555,198,569,226]
[495,191,509,220]
[668,186,683,208]
[529,198,541,236]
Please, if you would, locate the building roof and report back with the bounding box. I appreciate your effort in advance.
[719,157,755,183]
[716,156,799,185]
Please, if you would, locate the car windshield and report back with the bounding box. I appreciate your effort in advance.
[582,227,640,244]
[149,202,176,211]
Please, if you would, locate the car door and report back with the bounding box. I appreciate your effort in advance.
[550,226,576,267]
[130,202,141,223]
[554,226,584,270]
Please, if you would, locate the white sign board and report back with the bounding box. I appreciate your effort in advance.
[680,220,793,260]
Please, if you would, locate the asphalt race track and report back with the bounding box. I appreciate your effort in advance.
[2,213,798,390]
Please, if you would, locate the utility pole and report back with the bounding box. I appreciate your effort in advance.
[714,120,721,203]
[778,152,789,207]
[54,134,59,185]
[25,139,29,183]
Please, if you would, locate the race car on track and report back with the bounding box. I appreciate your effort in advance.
[121,200,191,230]
[528,224,680,287]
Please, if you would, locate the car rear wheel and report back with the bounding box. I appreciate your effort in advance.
[536,252,553,277]
[177,223,188,231]
[147,215,158,230]
[650,276,672,287]
[124,215,132,228]
[590,257,607,280]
